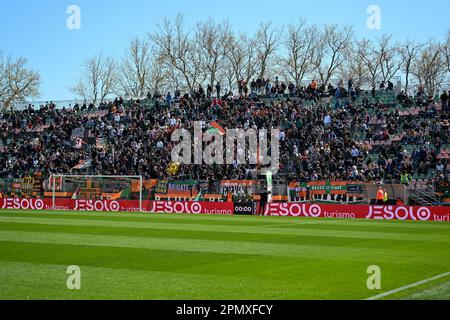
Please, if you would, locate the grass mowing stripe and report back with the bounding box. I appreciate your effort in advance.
[398,281,450,300]
[366,272,450,300]
[1,210,306,224]
[0,216,448,242]
[0,230,448,264]
[3,214,445,235]
[0,211,449,300]
[1,210,450,230]
[0,242,447,300]
[1,221,443,250]
[267,221,450,234]
[0,260,310,300]
[0,257,386,300]
[1,241,447,300]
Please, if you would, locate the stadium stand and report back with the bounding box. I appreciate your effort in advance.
[0,80,448,200]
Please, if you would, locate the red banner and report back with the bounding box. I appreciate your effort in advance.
[0,198,448,222]
[0,198,234,215]
[263,203,450,222]
[148,201,233,215]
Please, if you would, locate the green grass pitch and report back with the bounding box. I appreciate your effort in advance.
[0,210,449,300]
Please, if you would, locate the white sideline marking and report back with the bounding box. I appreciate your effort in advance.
[366,271,450,300]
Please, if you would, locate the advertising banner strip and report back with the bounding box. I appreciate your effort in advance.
[0,199,234,215]
[0,199,448,222]
[263,203,450,222]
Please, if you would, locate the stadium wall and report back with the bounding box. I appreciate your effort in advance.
[0,198,449,222]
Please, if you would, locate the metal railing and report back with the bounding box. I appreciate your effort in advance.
[408,186,442,206]
[7,98,118,111]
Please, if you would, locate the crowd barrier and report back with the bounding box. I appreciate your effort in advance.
[1,198,449,222]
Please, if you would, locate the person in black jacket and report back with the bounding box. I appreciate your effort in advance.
[215,82,221,99]
[441,91,448,112]
[257,191,271,216]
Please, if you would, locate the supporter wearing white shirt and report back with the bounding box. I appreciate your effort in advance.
[351,166,359,178]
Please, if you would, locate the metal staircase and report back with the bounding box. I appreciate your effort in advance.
[408,186,441,206]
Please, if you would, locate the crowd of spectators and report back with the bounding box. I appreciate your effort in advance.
[0,79,449,189]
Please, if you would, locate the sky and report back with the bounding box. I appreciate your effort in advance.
[0,0,448,101]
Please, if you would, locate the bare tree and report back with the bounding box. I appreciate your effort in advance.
[71,53,116,105]
[280,19,316,87]
[116,38,152,98]
[165,65,183,94]
[116,38,168,98]
[226,33,258,88]
[149,14,202,93]
[411,42,447,96]
[146,50,170,96]
[255,22,280,80]
[222,57,237,92]
[444,30,450,73]
[341,40,370,88]
[354,35,400,89]
[356,38,383,89]
[0,53,40,109]
[195,19,231,88]
[399,39,427,93]
[378,35,401,84]
[311,25,353,86]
